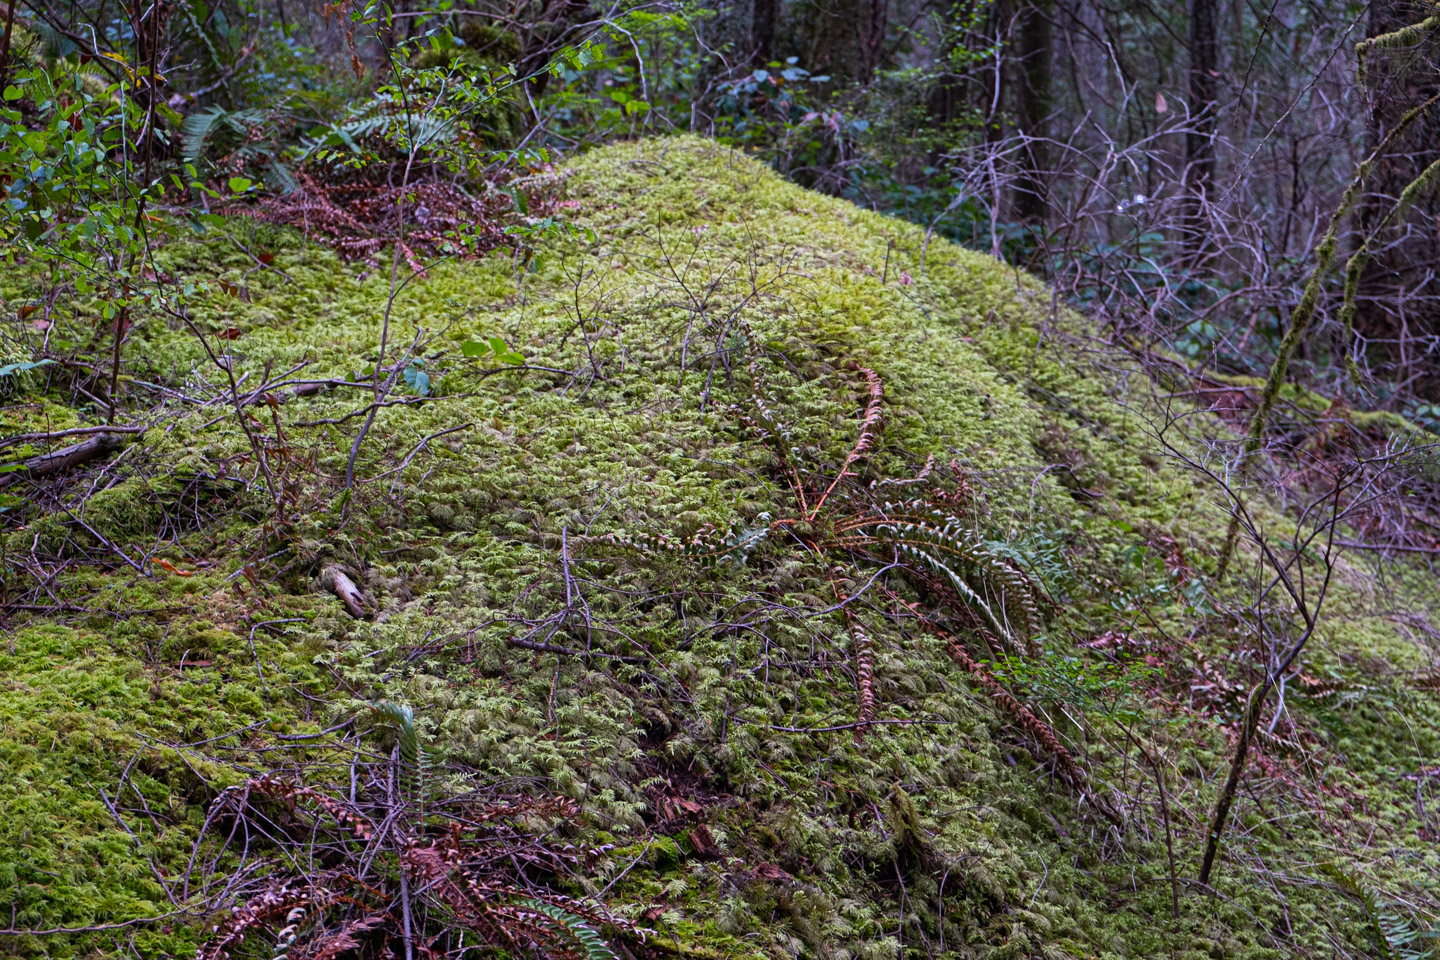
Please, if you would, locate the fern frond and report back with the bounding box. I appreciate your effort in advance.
[861,513,1041,653]
[180,105,230,159]
[944,636,1084,786]
[892,539,1013,646]
[1322,862,1434,960]
[368,700,429,801]
[846,617,876,728]
[270,904,310,960]
[809,362,884,519]
[181,106,270,160]
[583,513,771,566]
[265,161,299,195]
[513,899,620,960]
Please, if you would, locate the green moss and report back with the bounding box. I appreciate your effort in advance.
[3,137,1438,959]
[0,619,329,957]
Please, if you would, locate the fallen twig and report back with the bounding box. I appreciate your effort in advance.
[506,636,645,663]
[0,431,138,487]
[320,564,368,619]
[0,424,147,449]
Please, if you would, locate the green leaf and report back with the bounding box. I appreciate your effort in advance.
[460,340,490,357]
[0,358,56,378]
[227,175,252,193]
[403,363,430,396]
[2,86,21,101]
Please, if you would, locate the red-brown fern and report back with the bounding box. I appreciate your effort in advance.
[195,777,618,960]
[943,636,1084,786]
[809,362,884,520]
[829,565,877,732]
[226,167,567,273]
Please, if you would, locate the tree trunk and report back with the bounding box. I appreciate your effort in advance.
[1013,0,1052,225]
[1185,0,1219,251]
[800,0,889,86]
[0,1,19,90]
[130,0,172,166]
[1355,2,1440,395]
[1198,681,1267,885]
[751,0,777,66]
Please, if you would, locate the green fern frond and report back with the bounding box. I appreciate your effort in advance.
[180,104,229,159]
[294,99,456,164]
[367,700,429,802]
[25,20,68,61]
[513,899,619,960]
[181,106,271,160]
[586,513,771,566]
[270,904,311,960]
[1321,862,1435,960]
[265,160,299,195]
[887,538,1014,648]
[863,512,1041,651]
[717,513,771,566]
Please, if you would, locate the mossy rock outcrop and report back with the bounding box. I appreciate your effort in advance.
[2,137,1438,958]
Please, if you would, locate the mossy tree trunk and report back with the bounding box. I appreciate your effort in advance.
[1355,1,1440,394]
[1214,79,1439,580]
[1198,681,1267,885]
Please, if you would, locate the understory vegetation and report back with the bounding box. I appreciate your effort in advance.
[2,0,1440,958]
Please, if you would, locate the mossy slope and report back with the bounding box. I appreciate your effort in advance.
[2,136,1438,959]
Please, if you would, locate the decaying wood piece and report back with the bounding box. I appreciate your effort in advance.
[0,431,133,488]
[319,564,368,619]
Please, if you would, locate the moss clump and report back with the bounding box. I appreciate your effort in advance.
[0,617,331,957]
[2,137,1438,959]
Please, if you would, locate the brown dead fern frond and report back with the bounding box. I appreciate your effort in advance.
[195,772,619,960]
[943,635,1084,787]
[200,883,315,960]
[829,566,877,732]
[227,165,567,271]
[809,362,884,519]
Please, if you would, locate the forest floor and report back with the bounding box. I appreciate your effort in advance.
[2,136,1438,959]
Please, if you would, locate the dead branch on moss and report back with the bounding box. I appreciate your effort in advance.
[0,431,135,488]
[0,424,148,449]
[319,563,368,619]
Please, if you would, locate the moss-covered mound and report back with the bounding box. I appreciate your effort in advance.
[2,137,1438,959]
